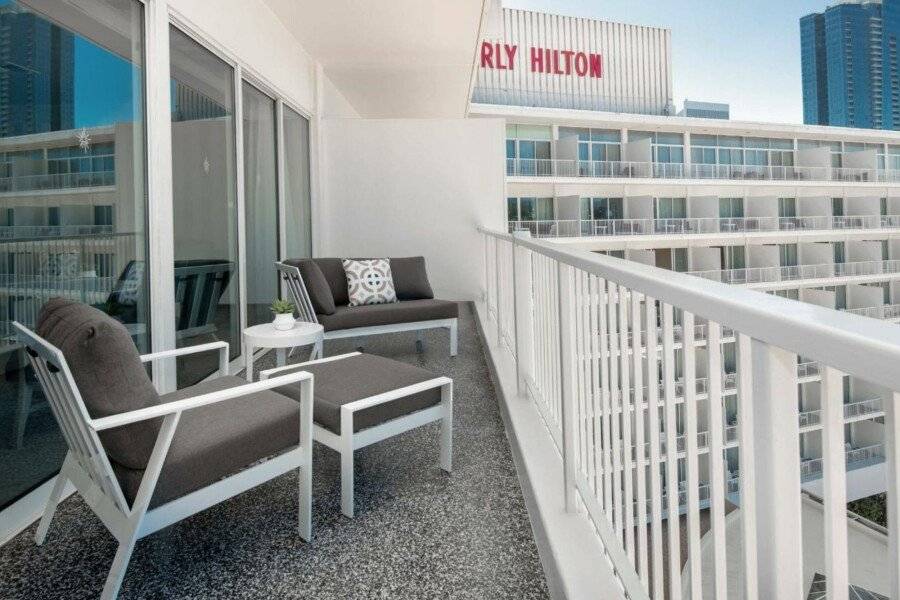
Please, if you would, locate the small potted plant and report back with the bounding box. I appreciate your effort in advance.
[270,298,296,331]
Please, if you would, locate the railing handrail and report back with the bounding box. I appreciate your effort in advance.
[483,226,900,391]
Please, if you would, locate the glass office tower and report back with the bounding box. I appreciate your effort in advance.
[801,0,900,130]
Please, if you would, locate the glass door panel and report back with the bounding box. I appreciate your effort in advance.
[0,0,149,510]
[170,26,239,387]
[242,82,279,326]
[283,106,312,260]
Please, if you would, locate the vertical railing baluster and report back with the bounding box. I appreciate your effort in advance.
[558,262,578,512]
[662,302,682,600]
[683,312,702,600]
[599,278,613,519]
[887,392,900,600]
[574,272,586,483]
[706,322,728,600]
[631,292,649,590]
[645,298,664,600]
[737,334,758,600]
[821,367,849,600]
[589,275,603,500]
[619,285,635,564]
[609,280,623,541]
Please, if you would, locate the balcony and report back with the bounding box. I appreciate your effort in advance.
[0,171,116,194]
[480,226,900,598]
[688,260,900,286]
[506,158,900,184]
[509,215,900,239]
[0,304,551,598]
[842,303,900,320]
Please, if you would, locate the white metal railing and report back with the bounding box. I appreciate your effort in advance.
[504,157,900,184]
[801,443,887,480]
[841,304,900,320]
[688,259,900,285]
[479,226,900,600]
[0,170,115,193]
[508,215,900,239]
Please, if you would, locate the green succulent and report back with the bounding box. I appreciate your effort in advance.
[270,298,295,315]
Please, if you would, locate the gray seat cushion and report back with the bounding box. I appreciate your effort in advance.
[112,375,301,508]
[389,257,434,300]
[35,298,162,470]
[283,258,336,315]
[316,299,458,332]
[276,353,442,435]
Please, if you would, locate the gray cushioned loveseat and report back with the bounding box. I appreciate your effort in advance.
[278,257,458,356]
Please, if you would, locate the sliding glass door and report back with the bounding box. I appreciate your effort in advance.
[283,107,312,259]
[242,82,279,325]
[0,0,149,510]
[169,26,239,387]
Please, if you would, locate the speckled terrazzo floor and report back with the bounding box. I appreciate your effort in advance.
[0,302,550,599]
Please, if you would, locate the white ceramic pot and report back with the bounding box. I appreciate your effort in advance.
[273,313,295,331]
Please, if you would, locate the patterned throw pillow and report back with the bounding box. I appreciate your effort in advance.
[342,258,398,306]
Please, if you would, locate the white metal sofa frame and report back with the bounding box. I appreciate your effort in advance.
[261,351,452,518]
[14,322,314,600]
[276,262,458,357]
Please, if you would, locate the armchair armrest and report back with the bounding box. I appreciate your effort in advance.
[140,341,229,377]
[89,370,313,432]
[342,377,452,413]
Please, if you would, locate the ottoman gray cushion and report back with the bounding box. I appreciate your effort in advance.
[276,353,442,434]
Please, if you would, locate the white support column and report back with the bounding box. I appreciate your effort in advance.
[144,0,177,392]
[886,392,900,600]
[821,367,848,600]
[513,231,533,395]
[750,339,803,599]
[558,263,578,512]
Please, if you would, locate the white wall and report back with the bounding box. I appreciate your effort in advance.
[319,118,505,300]
[168,0,317,113]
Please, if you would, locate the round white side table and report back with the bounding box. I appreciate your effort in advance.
[243,321,324,381]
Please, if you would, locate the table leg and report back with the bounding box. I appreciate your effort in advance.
[276,348,287,367]
[246,344,254,382]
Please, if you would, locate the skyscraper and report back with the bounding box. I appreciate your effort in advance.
[800,0,900,130]
[0,3,74,137]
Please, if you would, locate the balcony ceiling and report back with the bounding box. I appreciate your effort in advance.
[265,0,487,118]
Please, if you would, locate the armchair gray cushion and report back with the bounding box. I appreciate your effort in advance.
[316,299,458,332]
[276,353,441,434]
[112,375,301,507]
[389,256,435,300]
[36,298,162,470]
[284,258,336,315]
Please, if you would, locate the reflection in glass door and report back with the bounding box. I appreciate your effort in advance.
[242,82,279,326]
[169,26,239,387]
[0,0,149,510]
[283,107,312,259]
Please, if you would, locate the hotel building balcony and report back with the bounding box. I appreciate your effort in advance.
[506,158,900,183]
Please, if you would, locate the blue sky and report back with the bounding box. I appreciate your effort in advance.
[504,0,826,123]
[74,37,138,128]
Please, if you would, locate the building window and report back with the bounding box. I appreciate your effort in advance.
[284,107,312,260]
[0,0,149,512]
[778,197,797,218]
[508,197,553,221]
[654,197,687,220]
[719,198,744,219]
[581,197,623,220]
[779,243,799,267]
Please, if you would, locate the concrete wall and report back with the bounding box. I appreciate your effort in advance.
[800,242,832,266]
[847,240,883,262]
[798,196,829,217]
[846,196,880,215]
[746,196,777,218]
[555,195,581,221]
[689,196,717,219]
[692,247,721,272]
[319,118,505,300]
[801,288,835,309]
[847,284,884,310]
[748,245,778,269]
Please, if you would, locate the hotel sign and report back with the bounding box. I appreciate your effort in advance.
[479,42,603,78]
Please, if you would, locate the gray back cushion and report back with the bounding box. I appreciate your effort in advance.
[312,258,350,307]
[283,259,336,315]
[36,298,161,470]
[389,257,434,300]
